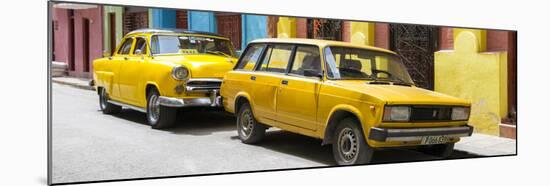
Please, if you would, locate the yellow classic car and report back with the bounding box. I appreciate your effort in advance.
[93,28,237,129]
[220,38,473,165]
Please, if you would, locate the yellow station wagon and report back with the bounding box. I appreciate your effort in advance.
[220,38,474,165]
[93,29,237,129]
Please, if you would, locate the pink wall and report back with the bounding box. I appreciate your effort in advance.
[52,8,71,67]
[52,7,103,78]
[72,7,103,78]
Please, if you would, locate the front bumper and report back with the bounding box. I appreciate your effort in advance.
[158,90,222,107]
[368,125,473,142]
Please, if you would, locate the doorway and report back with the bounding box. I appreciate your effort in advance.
[390,24,438,90]
[109,13,116,54]
[176,10,188,29]
[216,13,242,50]
[82,18,90,73]
[307,19,343,41]
[68,10,75,71]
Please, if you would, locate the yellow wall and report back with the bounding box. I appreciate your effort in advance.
[350,22,375,46]
[434,29,508,135]
[277,17,297,38]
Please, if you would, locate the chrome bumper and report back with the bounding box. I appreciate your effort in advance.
[368,125,473,142]
[158,90,222,107]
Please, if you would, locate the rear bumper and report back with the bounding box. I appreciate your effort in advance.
[368,125,473,142]
[158,90,222,107]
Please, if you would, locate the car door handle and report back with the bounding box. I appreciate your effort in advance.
[281,80,288,85]
[123,57,129,60]
[250,76,256,81]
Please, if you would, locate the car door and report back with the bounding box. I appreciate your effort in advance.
[276,45,322,131]
[251,44,294,122]
[119,36,147,105]
[225,43,266,112]
[109,37,134,100]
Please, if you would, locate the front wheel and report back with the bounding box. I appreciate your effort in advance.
[146,89,177,129]
[332,118,374,165]
[236,102,266,144]
[99,88,121,114]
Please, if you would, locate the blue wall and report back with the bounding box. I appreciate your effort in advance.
[241,15,268,49]
[151,9,176,28]
[188,11,217,32]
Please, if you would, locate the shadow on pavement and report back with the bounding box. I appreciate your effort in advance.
[242,130,482,166]
[106,109,149,126]
[108,108,236,136]
[169,109,236,136]
[110,108,481,165]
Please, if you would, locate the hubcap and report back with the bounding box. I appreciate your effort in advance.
[239,109,254,138]
[338,128,358,162]
[148,94,160,124]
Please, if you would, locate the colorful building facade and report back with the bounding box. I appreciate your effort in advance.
[52,4,103,78]
[274,17,517,138]
[51,4,516,138]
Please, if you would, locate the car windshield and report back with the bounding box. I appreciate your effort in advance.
[150,35,235,57]
[324,46,414,85]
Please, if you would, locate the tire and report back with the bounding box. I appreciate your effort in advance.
[146,88,177,129]
[99,87,121,114]
[236,102,266,144]
[332,118,374,165]
[418,143,455,158]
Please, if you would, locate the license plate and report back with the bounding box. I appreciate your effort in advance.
[420,136,450,145]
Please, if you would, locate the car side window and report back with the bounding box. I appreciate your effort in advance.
[258,44,294,73]
[289,46,321,77]
[235,44,265,71]
[132,37,147,55]
[118,38,134,55]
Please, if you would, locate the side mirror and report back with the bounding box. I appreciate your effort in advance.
[303,69,323,79]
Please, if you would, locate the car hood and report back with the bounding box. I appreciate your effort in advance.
[328,80,470,106]
[153,54,237,78]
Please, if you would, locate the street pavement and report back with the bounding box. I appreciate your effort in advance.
[51,83,515,184]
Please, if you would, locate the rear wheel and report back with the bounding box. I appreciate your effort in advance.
[237,102,266,144]
[332,118,374,165]
[146,88,177,129]
[418,143,455,158]
[99,88,121,114]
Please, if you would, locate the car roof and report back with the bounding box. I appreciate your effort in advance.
[127,28,226,38]
[249,38,396,54]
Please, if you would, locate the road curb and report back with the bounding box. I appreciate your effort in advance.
[52,79,95,91]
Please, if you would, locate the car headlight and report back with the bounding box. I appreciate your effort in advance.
[383,106,411,122]
[171,66,189,80]
[451,107,470,121]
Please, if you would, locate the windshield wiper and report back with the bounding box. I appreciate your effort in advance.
[368,77,412,86]
[205,50,232,57]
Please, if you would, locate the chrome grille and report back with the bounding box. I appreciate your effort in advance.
[410,106,452,121]
[186,79,222,92]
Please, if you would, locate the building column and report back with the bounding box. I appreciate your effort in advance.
[349,22,375,46]
[296,18,307,38]
[439,27,454,50]
[277,17,296,38]
[374,23,390,49]
[151,8,176,28]
[241,15,267,49]
[188,11,217,32]
[486,30,517,139]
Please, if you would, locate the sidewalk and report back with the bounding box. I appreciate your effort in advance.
[455,133,516,156]
[52,76,94,91]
